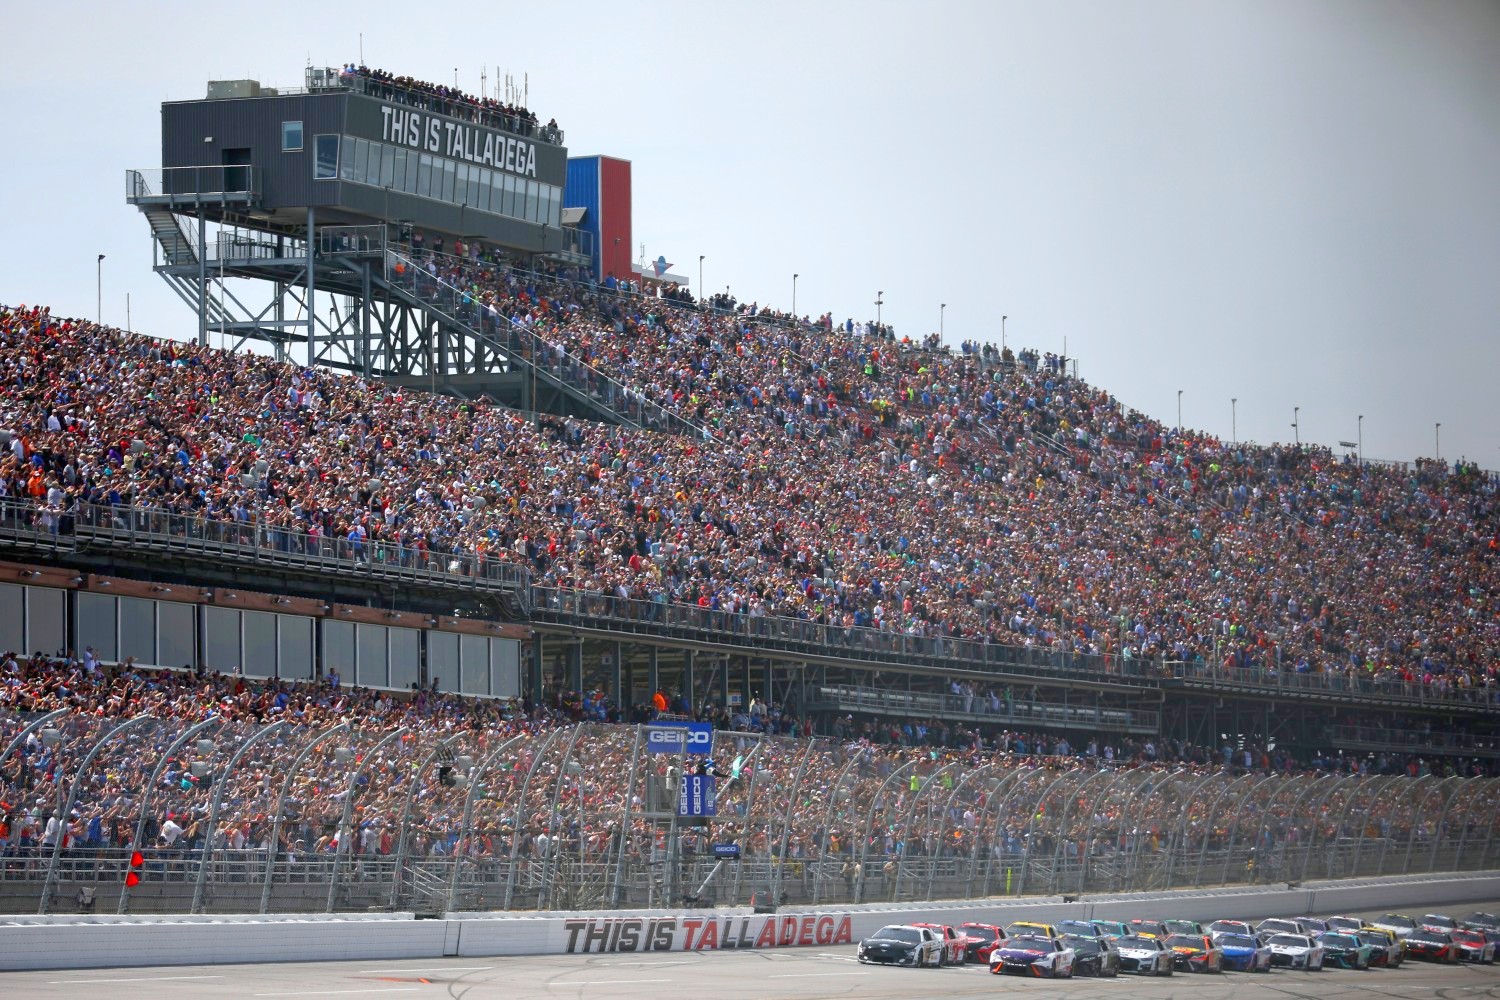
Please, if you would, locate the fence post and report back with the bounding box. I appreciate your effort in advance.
[192,720,287,914]
[327,727,409,913]
[1405,775,1460,875]
[118,714,222,914]
[610,727,645,907]
[387,737,457,912]
[892,761,961,904]
[501,728,565,910]
[39,715,156,915]
[259,721,349,914]
[929,762,998,901]
[1299,772,1359,882]
[810,752,863,906]
[1046,767,1115,895]
[854,760,922,905]
[0,708,70,770]
[536,725,587,910]
[770,739,820,905]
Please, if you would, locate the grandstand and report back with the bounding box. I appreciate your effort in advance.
[0,62,1497,916]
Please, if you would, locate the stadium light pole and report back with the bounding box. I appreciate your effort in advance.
[792,273,798,317]
[698,255,704,304]
[1436,422,1441,460]
[940,303,946,339]
[1357,414,1363,466]
[1002,315,1008,352]
[875,291,884,328]
[96,254,105,325]
[1177,390,1183,434]
[1231,398,1237,445]
[1292,406,1300,447]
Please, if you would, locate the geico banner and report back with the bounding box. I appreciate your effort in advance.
[562,914,855,954]
[645,723,713,754]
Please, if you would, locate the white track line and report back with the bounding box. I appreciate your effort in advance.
[50,976,225,984]
[768,971,871,978]
[256,991,423,998]
[356,967,493,974]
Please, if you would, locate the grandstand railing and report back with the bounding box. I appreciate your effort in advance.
[0,497,532,605]
[0,495,1490,709]
[305,67,565,147]
[383,250,713,439]
[1,713,1495,916]
[532,586,1499,709]
[805,684,1159,734]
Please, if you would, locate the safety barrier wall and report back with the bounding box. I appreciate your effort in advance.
[3,871,1498,971]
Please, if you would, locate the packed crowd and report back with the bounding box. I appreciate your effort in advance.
[392,249,1500,696]
[2,651,1493,890]
[338,63,560,143]
[1,286,1498,705]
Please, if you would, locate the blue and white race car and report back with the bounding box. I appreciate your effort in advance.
[990,935,1077,978]
[1216,932,1273,972]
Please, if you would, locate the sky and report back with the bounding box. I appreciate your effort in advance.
[3,0,1498,465]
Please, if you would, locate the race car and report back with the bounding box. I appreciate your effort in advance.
[1127,918,1169,940]
[1256,917,1303,938]
[1463,911,1500,931]
[1357,927,1405,967]
[909,922,967,966]
[1090,919,1129,940]
[1451,928,1497,964]
[1163,919,1207,936]
[1267,932,1326,970]
[989,935,1076,978]
[1319,932,1376,969]
[1114,934,1176,975]
[1324,915,1365,934]
[1062,934,1119,977]
[1371,913,1419,939]
[959,922,1006,963]
[1403,928,1460,964]
[1207,919,1255,939]
[1165,933,1224,973]
[1004,920,1059,940]
[1217,932,1273,972]
[856,924,944,967]
[1294,917,1331,939]
[1420,913,1459,935]
[1056,919,1108,940]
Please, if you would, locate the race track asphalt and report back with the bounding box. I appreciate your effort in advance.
[6,903,1499,999]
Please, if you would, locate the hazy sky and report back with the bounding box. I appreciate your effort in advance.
[4,1,1497,465]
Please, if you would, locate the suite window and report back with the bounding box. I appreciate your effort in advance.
[281,120,304,152]
[314,135,339,179]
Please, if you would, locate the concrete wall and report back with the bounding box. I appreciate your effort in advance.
[3,871,1496,971]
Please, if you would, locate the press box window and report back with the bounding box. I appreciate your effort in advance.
[281,121,304,152]
[314,135,339,179]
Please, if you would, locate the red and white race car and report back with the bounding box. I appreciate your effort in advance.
[910,922,969,966]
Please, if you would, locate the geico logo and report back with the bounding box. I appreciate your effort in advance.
[648,728,710,745]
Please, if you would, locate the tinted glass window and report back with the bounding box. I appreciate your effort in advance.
[873,927,919,943]
[1268,935,1307,947]
[1220,934,1257,948]
[281,120,304,151]
[314,135,339,179]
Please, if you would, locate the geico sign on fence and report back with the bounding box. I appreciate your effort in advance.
[563,914,854,954]
[645,723,713,754]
